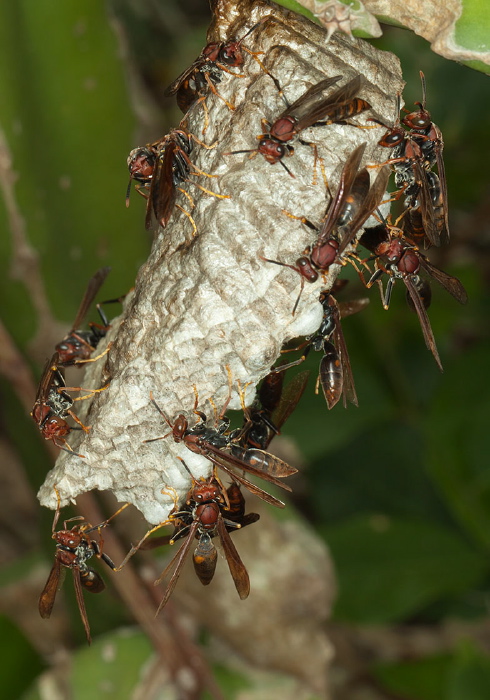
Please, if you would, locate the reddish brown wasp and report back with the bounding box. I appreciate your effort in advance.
[274,292,367,409]
[125,146,156,204]
[31,352,108,456]
[359,223,467,370]
[55,267,120,367]
[261,143,390,312]
[39,490,126,644]
[126,128,227,233]
[166,20,268,115]
[372,73,448,247]
[401,72,446,179]
[119,475,256,613]
[233,370,310,451]
[139,481,259,551]
[126,130,192,230]
[146,394,297,509]
[226,75,372,176]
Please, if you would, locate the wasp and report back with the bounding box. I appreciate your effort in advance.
[144,389,298,510]
[118,475,258,613]
[31,352,108,455]
[55,267,120,367]
[126,128,228,234]
[359,223,467,370]
[227,75,372,176]
[166,20,268,115]
[274,292,368,409]
[371,73,448,247]
[39,491,126,643]
[234,369,310,451]
[261,143,390,312]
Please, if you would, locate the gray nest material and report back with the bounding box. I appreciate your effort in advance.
[39,0,403,524]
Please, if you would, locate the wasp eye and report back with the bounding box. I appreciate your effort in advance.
[387,133,404,146]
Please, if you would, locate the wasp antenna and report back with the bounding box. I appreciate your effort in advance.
[149,392,172,429]
[258,254,298,275]
[279,159,295,178]
[291,277,305,316]
[177,456,196,482]
[223,148,257,156]
[368,117,391,129]
[51,486,62,533]
[58,442,85,459]
[238,19,263,43]
[419,71,427,109]
[374,207,388,225]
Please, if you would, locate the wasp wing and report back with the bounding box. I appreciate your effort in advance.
[217,515,250,600]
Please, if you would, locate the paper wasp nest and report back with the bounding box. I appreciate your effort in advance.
[39,0,403,524]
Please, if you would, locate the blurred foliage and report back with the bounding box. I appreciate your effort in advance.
[373,644,490,700]
[373,653,455,700]
[0,0,150,351]
[324,515,488,621]
[0,0,489,698]
[23,629,154,700]
[0,616,44,698]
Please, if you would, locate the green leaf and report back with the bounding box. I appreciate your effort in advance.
[0,1,149,350]
[24,628,153,700]
[454,0,490,54]
[282,337,396,463]
[273,0,315,21]
[426,343,490,552]
[322,515,489,622]
[71,630,153,699]
[308,420,447,525]
[373,654,452,700]
[203,665,251,698]
[0,616,44,698]
[0,551,46,587]
[447,642,490,700]
[461,58,490,74]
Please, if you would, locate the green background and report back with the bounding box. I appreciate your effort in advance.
[0,1,489,697]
